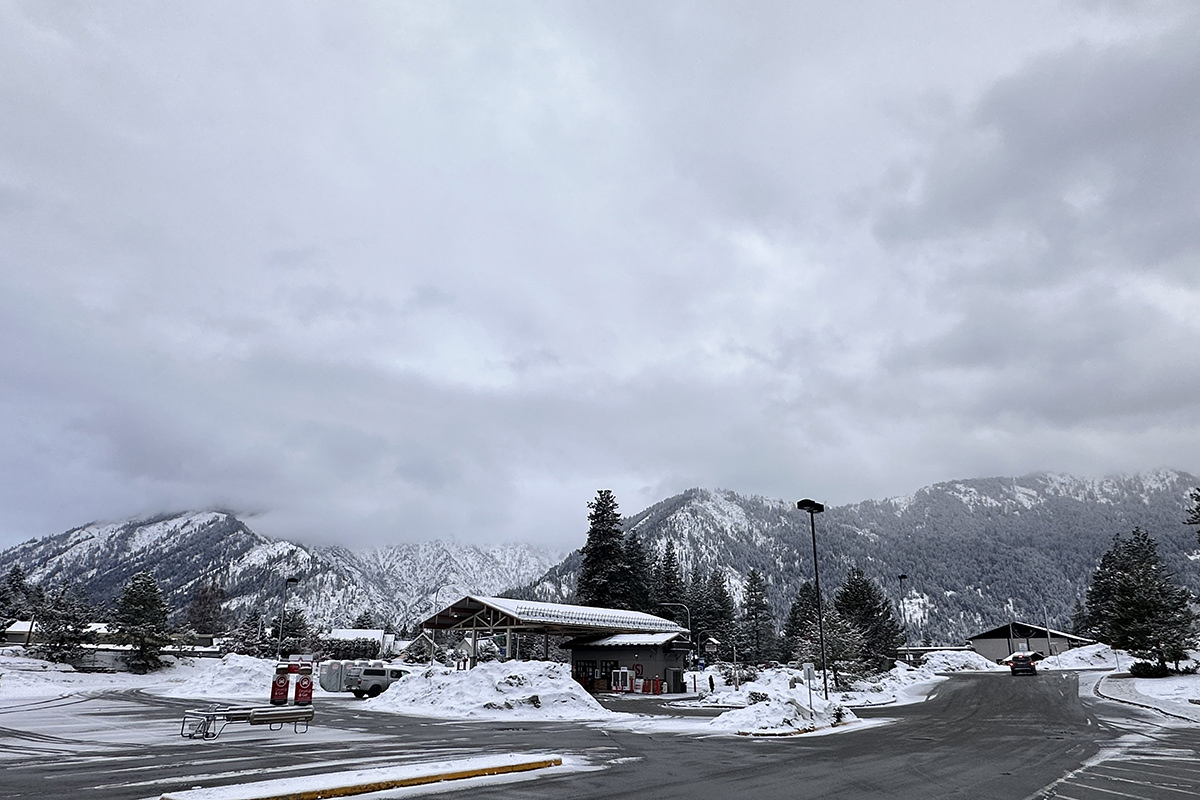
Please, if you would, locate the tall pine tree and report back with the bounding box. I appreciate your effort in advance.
[618,530,654,612]
[1,565,41,629]
[1187,488,1200,543]
[707,571,736,660]
[1080,528,1196,666]
[834,567,904,670]
[575,490,625,608]
[185,578,228,635]
[32,583,96,664]
[112,572,173,673]
[781,581,820,660]
[652,540,686,616]
[737,569,777,662]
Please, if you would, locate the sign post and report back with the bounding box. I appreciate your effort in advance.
[803,662,815,714]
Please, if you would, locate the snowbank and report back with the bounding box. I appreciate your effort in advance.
[150,654,278,700]
[364,660,611,720]
[844,660,945,705]
[1,650,135,697]
[1037,643,1128,671]
[0,651,281,701]
[921,650,1007,672]
[686,668,858,734]
[708,693,851,735]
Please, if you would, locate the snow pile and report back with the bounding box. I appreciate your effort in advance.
[1129,673,1200,706]
[921,650,1006,672]
[698,669,857,735]
[709,693,852,735]
[150,654,278,700]
[365,660,611,720]
[0,651,86,697]
[1038,643,1127,670]
[0,651,284,701]
[843,660,945,705]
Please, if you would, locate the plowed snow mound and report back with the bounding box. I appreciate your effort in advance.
[922,650,1006,672]
[364,660,611,720]
[150,654,278,699]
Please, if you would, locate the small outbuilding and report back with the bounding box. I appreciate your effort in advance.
[327,628,398,655]
[967,621,1093,663]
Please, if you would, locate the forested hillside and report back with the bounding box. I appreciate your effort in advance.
[520,471,1200,644]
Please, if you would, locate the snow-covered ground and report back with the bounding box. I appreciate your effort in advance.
[5,645,1200,736]
[0,651,279,701]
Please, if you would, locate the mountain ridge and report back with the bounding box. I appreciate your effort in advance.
[3,469,1197,644]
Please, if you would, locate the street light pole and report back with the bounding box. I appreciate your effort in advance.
[429,584,449,666]
[897,573,908,645]
[276,576,299,661]
[660,602,692,666]
[797,499,828,700]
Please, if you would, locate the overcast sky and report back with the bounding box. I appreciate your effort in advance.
[2,1,1198,551]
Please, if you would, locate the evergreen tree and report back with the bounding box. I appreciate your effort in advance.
[618,530,654,612]
[1081,528,1197,666]
[781,582,819,659]
[652,540,686,615]
[270,607,315,658]
[792,606,863,689]
[351,610,377,629]
[834,567,904,670]
[1069,599,1088,636]
[1187,488,1200,543]
[184,579,228,634]
[707,571,736,660]
[0,565,41,629]
[736,569,777,662]
[686,566,714,643]
[221,610,271,658]
[111,572,173,673]
[32,583,96,664]
[575,490,626,608]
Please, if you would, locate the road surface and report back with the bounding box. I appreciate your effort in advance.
[1,672,1197,799]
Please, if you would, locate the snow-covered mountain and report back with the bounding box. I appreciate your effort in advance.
[0,512,563,632]
[4,470,1197,643]
[520,470,1200,643]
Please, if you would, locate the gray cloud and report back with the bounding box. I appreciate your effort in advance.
[1,1,1197,549]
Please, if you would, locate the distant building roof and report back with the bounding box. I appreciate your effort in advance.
[423,596,687,637]
[968,622,1093,643]
[329,628,385,641]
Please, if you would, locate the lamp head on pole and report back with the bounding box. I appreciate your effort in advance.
[796,499,825,514]
[285,576,299,588]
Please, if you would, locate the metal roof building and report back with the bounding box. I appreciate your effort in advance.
[966,621,1093,663]
[422,595,687,666]
[423,595,686,637]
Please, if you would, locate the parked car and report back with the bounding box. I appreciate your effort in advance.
[1007,652,1038,676]
[346,664,410,697]
[319,659,412,698]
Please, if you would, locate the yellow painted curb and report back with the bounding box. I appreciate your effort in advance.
[161,758,563,800]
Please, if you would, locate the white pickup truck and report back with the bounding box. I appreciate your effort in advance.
[318,659,413,698]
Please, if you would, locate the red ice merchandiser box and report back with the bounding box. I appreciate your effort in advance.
[270,662,291,706]
[294,662,314,706]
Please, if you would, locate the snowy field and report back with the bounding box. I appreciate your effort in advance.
[3,645,1198,737]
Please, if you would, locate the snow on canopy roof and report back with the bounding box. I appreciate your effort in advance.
[477,596,686,632]
[424,595,687,635]
[571,632,684,647]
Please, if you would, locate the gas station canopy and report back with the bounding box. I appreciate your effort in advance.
[422,595,687,638]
